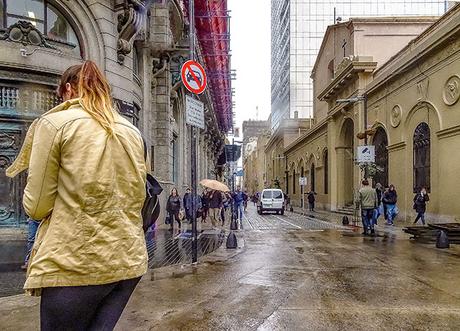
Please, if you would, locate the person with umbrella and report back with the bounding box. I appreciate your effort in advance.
[199,179,230,229]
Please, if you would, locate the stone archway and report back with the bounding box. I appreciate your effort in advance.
[337,118,354,207]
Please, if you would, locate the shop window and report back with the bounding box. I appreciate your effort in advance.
[2,0,82,57]
[413,122,430,192]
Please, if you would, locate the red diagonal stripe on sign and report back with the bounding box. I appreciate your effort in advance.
[185,63,202,89]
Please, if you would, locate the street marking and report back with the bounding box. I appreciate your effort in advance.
[271,215,302,229]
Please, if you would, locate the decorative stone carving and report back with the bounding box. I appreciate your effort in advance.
[443,75,460,106]
[390,105,402,128]
[416,79,429,101]
[0,21,54,48]
[117,0,146,64]
[0,133,16,150]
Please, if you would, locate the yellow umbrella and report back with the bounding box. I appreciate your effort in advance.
[199,179,230,192]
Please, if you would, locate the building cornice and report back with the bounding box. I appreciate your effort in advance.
[437,125,460,140]
[367,4,460,94]
[284,120,328,154]
[387,141,406,152]
[318,57,377,101]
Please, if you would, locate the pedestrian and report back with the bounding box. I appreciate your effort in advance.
[243,190,249,211]
[166,188,182,232]
[21,218,40,270]
[359,179,378,236]
[373,183,384,226]
[232,187,245,226]
[201,189,209,223]
[208,189,223,229]
[18,61,148,330]
[252,193,258,206]
[183,187,194,224]
[221,192,231,226]
[413,187,430,225]
[382,184,398,225]
[307,189,317,212]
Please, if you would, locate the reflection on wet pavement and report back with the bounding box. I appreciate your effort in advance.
[146,228,225,268]
[115,206,460,331]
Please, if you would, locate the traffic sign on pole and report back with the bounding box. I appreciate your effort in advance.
[185,95,205,129]
[181,60,207,94]
[357,145,375,163]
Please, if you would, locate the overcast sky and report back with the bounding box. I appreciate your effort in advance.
[228,0,271,135]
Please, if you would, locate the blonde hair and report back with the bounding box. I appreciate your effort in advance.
[59,61,115,134]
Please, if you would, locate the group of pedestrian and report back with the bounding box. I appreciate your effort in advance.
[166,187,237,231]
[359,180,430,235]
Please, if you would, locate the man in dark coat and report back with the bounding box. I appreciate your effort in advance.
[413,187,430,225]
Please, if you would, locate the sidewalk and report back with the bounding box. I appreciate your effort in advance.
[288,206,409,237]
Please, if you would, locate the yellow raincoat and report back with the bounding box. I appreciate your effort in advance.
[10,99,147,295]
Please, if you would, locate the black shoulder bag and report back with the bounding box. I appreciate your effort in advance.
[141,138,163,232]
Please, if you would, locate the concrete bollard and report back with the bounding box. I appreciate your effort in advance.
[226,231,238,249]
[436,230,450,249]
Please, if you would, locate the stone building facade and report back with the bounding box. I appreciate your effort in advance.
[0,0,230,233]
[268,6,460,223]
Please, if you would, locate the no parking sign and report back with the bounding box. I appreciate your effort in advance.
[181,60,207,94]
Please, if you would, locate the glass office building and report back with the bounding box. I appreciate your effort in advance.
[271,0,449,131]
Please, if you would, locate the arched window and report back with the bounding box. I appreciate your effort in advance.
[413,122,430,192]
[373,127,388,187]
[1,1,82,57]
[292,170,296,194]
[311,163,315,192]
[323,149,328,194]
[133,46,140,77]
[300,166,304,207]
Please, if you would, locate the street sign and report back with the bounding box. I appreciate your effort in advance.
[185,95,205,129]
[299,177,308,186]
[357,145,375,163]
[181,60,207,94]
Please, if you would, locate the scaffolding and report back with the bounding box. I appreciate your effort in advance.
[183,0,233,133]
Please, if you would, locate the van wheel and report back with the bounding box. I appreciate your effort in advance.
[276,210,279,215]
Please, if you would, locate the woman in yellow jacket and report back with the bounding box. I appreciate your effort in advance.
[22,61,147,330]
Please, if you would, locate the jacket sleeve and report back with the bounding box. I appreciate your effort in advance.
[23,118,61,221]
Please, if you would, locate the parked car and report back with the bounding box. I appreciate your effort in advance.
[257,189,284,215]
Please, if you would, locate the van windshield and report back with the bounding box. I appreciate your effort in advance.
[262,191,272,199]
[273,191,283,199]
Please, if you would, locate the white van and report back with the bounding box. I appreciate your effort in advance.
[257,189,285,215]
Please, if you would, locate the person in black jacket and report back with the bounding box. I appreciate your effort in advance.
[413,187,430,225]
[382,184,398,225]
[166,188,181,231]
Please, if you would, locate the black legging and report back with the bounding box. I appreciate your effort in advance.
[169,211,181,229]
[40,277,141,331]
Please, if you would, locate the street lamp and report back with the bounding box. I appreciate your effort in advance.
[336,94,368,145]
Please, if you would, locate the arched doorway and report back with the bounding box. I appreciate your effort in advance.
[338,119,354,207]
[373,127,388,187]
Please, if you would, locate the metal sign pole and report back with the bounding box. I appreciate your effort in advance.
[189,0,198,264]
